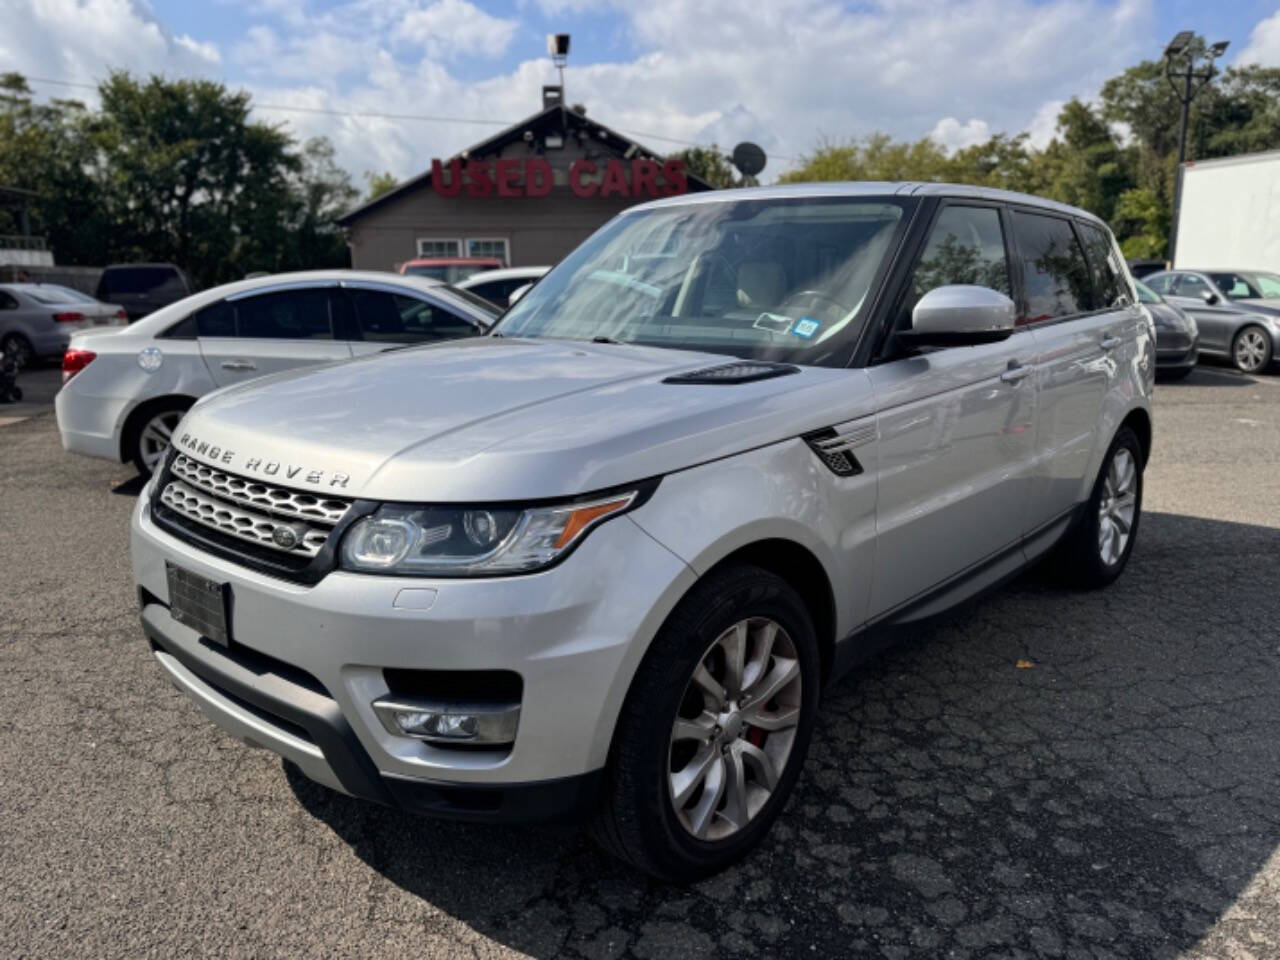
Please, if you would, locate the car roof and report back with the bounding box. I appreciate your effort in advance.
[627,181,1108,228]
[457,266,551,286]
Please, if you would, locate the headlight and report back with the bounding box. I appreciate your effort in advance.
[339,489,645,576]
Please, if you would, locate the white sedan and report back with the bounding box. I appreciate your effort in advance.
[55,270,499,475]
[456,266,550,307]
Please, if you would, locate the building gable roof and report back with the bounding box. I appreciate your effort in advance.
[338,105,713,226]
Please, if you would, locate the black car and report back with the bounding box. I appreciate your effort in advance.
[95,263,192,322]
[1135,278,1198,379]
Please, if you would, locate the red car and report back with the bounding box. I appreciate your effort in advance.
[397,257,503,284]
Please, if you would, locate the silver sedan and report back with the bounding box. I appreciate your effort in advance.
[1144,269,1280,374]
[0,283,126,367]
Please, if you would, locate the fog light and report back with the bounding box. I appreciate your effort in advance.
[372,698,520,745]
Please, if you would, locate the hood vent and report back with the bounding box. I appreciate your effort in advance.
[663,361,800,385]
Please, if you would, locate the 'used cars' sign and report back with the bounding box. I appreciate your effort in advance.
[430,157,689,199]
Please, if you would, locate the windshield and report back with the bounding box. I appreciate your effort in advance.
[1209,271,1280,300]
[1134,279,1161,304]
[494,197,909,367]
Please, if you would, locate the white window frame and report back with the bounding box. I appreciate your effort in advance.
[416,237,462,258]
[465,237,510,265]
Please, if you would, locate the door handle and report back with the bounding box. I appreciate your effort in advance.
[1000,362,1032,384]
[220,359,257,371]
[1099,335,1122,351]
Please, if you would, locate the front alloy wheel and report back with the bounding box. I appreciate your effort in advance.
[668,617,802,841]
[591,566,819,882]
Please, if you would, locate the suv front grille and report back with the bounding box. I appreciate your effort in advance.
[170,454,351,524]
[158,454,353,560]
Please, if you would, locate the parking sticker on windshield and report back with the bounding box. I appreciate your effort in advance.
[793,317,820,339]
[753,312,793,335]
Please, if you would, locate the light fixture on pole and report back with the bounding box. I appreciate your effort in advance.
[1164,32,1229,264]
[547,33,571,96]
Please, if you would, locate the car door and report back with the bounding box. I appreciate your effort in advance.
[1167,273,1236,353]
[342,284,488,358]
[198,285,353,387]
[1019,214,1134,527]
[865,201,1038,617]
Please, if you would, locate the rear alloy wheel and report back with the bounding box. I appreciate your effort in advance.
[1057,425,1143,588]
[1232,325,1272,374]
[1,333,33,369]
[590,566,819,882]
[130,403,189,476]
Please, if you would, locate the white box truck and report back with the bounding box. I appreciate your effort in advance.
[1174,149,1280,271]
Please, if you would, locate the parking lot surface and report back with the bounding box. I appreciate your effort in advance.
[2,365,1279,960]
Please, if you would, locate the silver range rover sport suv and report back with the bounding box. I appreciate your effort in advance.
[131,183,1154,881]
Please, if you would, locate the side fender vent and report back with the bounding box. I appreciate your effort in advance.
[664,361,800,385]
[804,425,874,477]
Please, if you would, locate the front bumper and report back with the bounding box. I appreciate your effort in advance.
[1155,331,1198,372]
[131,492,696,819]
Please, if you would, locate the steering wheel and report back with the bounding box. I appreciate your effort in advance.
[781,289,848,318]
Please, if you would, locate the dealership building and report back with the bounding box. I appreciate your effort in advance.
[338,88,714,271]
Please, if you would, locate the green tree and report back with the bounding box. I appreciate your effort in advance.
[364,170,398,201]
[670,145,759,188]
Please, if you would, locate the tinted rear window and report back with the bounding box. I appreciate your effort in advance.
[100,267,182,296]
[1011,212,1094,322]
[235,289,333,339]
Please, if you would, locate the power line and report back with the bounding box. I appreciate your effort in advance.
[15,73,799,164]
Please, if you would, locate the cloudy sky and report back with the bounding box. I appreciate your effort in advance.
[2,0,1278,184]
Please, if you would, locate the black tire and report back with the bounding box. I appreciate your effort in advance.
[1232,325,1272,374]
[590,565,820,882]
[1,332,33,369]
[1157,366,1194,382]
[6,386,21,402]
[125,397,193,477]
[1056,426,1143,588]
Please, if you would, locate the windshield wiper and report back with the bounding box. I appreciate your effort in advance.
[591,336,620,344]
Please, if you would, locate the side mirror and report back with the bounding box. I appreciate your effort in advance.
[1200,289,1218,305]
[901,285,1016,347]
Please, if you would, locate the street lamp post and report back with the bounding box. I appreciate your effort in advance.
[1165,32,1229,265]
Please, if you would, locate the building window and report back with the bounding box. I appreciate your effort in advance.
[467,238,510,264]
[417,238,462,258]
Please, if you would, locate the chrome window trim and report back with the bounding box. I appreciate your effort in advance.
[224,280,340,302]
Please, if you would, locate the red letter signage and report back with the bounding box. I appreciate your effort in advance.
[569,158,598,197]
[526,157,553,197]
[432,158,462,197]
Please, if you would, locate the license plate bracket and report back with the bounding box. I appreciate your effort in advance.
[165,562,231,647]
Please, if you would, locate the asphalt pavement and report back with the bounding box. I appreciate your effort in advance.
[2,365,1279,959]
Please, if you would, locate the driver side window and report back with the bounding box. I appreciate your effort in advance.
[897,205,1010,332]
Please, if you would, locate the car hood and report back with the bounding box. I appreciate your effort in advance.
[1147,301,1196,333]
[172,337,874,501]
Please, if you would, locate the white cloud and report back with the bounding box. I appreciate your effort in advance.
[1027,99,1066,150]
[1236,10,1280,67]
[399,0,519,60]
[2,0,1158,183]
[174,34,221,66]
[0,0,222,88]
[930,117,992,153]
